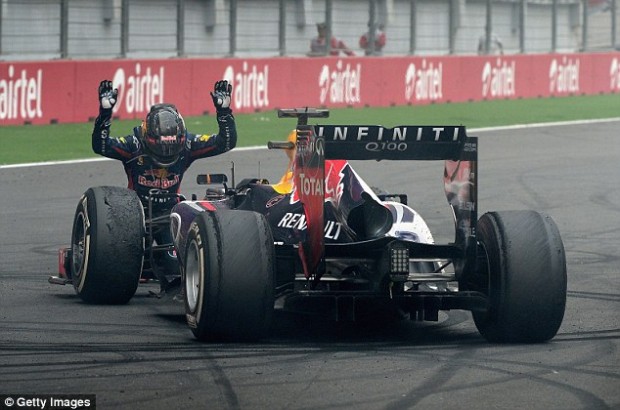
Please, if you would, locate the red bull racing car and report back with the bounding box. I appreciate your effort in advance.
[50,108,567,343]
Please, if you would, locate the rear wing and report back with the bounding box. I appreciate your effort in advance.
[276,108,478,282]
[319,123,478,279]
[317,125,475,161]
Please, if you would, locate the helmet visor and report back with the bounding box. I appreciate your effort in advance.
[147,134,183,155]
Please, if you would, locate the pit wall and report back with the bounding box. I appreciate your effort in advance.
[1,52,618,125]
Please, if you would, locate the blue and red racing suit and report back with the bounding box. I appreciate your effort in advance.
[92,109,237,214]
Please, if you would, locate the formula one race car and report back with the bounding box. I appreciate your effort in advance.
[50,108,567,344]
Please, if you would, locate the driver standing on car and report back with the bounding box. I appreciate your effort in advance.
[92,79,236,292]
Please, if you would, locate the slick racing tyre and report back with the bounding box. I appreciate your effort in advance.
[71,186,145,304]
[472,211,567,343]
[184,210,275,342]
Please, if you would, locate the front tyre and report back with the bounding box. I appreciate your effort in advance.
[71,186,145,304]
[472,211,567,343]
[184,210,275,342]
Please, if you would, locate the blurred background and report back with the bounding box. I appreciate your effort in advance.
[0,0,618,61]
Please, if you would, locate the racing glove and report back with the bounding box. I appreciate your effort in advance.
[210,80,232,114]
[98,80,118,113]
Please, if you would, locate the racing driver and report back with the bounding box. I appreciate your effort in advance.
[92,79,236,212]
[92,79,236,291]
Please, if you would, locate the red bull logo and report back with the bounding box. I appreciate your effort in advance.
[160,135,177,143]
[138,168,179,189]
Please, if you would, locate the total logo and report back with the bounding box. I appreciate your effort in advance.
[298,172,324,196]
[0,65,43,120]
[549,56,580,94]
[404,60,443,102]
[610,58,620,91]
[481,58,516,98]
[319,60,361,105]
[112,63,164,114]
[223,62,270,110]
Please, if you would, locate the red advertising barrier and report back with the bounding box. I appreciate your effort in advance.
[0,52,618,126]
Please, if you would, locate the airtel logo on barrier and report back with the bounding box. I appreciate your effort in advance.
[404,60,443,102]
[0,65,43,120]
[318,60,361,105]
[549,56,580,94]
[111,63,164,115]
[223,62,270,110]
[481,58,516,98]
[610,58,620,91]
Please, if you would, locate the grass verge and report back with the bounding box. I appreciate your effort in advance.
[1,94,618,165]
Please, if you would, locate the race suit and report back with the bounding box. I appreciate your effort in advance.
[92,109,237,214]
[92,108,236,284]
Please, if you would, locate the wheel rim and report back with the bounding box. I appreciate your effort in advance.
[185,239,202,312]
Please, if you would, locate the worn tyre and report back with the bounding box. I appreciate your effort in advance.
[184,210,275,342]
[472,211,567,343]
[71,186,145,304]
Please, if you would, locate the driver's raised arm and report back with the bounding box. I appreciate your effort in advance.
[189,80,237,159]
[92,80,117,156]
[91,80,138,160]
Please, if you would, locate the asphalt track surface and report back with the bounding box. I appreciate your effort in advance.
[0,121,619,410]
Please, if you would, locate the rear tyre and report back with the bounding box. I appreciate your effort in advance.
[184,210,275,342]
[472,211,567,343]
[71,186,145,304]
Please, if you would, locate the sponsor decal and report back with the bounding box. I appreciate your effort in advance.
[277,212,342,240]
[99,127,109,154]
[610,58,620,91]
[405,60,443,102]
[144,168,170,178]
[324,160,346,205]
[223,62,269,110]
[481,58,516,98]
[319,60,361,104]
[0,65,43,120]
[139,192,173,204]
[290,159,346,206]
[549,56,580,94]
[292,129,325,277]
[137,178,178,189]
[317,125,461,142]
[298,172,323,196]
[112,63,164,115]
[266,194,285,208]
[138,168,180,189]
[160,135,177,143]
[290,135,325,204]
